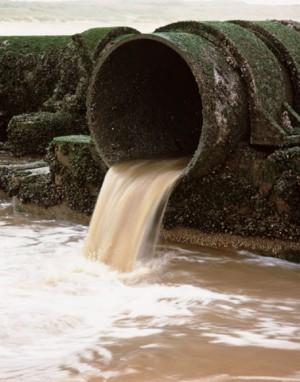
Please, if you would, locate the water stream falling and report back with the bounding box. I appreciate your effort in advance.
[83,159,187,272]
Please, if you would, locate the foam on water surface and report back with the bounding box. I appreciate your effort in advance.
[1,198,300,381]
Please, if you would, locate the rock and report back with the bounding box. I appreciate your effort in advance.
[6,111,84,156]
[46,135,107,214]
[0,134,106,215]
[0,157,50,196]
[17,173,62,208]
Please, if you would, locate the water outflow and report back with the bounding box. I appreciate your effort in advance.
[83,158,187,272]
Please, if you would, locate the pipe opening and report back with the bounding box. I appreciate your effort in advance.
[91,37,203,164]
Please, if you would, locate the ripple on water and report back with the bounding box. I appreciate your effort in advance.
[0,199,300,381]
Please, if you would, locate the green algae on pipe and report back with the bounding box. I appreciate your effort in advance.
[0,27,139,142]
[279,20,300,33]
[233,21,300,112]
[156,21,300,147]
[87,32,248,177]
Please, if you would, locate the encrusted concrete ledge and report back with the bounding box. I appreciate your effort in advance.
[162,228,300,263]
[164,144,300,244]
[0,154,50,197]
[6,111,80,155]
[46,135,106,214]
[0,135,106,214]
[0,27,139,144]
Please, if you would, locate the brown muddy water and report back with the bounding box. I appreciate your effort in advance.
[84,159,186,272]
[1,197,300,381]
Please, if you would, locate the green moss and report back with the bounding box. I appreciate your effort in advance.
[233,20,300,117]
[80,28,115,51]
[7,111,84,156]
[206,21,286,120]
[0,35,71,54]
[156,21,294,147]
[0,27,138,141]
[53,135,92,144]
[0,28,114,55]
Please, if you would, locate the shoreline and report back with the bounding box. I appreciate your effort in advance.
[162,227,300,263]
[1,191,299,263]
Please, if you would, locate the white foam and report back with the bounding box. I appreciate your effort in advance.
[1,202,300,380]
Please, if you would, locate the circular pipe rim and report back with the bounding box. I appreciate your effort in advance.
[87,33,206,178]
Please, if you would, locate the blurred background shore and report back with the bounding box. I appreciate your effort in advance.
[0,0,300,35]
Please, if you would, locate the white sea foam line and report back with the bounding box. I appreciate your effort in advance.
[203,330,300,350]
[238,250,300,269]
[233,377,300,381]
[190,374,300,382]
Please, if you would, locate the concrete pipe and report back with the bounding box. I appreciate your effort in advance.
[157,21,300,147]
[88,20,300,177]
[88,32,248,177]
[232,21,300,115]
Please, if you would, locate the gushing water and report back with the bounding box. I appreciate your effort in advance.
[83,159,187,272]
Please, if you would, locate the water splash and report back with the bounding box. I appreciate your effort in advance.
[83,159,187,272]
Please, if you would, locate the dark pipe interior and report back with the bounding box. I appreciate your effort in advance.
[94,38,203,163]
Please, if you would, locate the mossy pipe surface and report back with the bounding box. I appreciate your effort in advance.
[279,20,300,33]
[0,27,138,57]
[0,27,139,140]
[87,32,248,177]
[156,21,300,147]
[233,21,300,114]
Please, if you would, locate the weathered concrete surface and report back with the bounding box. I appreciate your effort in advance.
[0,135,106,213]
[160,144,300,262]
[46,135,106,214]
[233,20,300,114]
[0,27,138,211]
[7,111,81,155]
[0,153,57,206]
[0,27,139,144]
[162,229,300,263]
[88,32,248,177]
[165,144,300,238]
[156,21,300,147]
